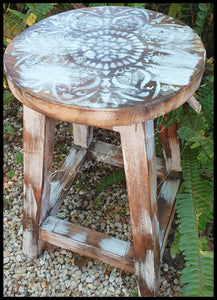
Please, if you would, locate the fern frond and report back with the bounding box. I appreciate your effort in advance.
[26,3,54,20]
[170,231,181,257]
[201,251,214,297]
[181,148,213,232]
[198,82,214,125]
[175,147,213,296]
[96,168,125,195]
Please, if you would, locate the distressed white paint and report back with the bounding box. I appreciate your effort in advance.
[135,250,155,290]
[70,232,88,243]
[23,183,39,257]
[23,230,37,257]
[40,216,87,244]
[154,213,160,240]
[145,119,155,160]
[49,147,86,211]
[40,215,60,232]
[6,6,205,108]
[99,237,130,256]
[159,180,180,205]
[131,208,153,236]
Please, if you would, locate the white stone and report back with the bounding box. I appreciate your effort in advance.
[86,276,93,283]
[4,257,10,264]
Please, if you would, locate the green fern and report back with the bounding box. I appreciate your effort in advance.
[4,3,54,42]
[175,147,213,297]
[194,3,211,36]
[96,168,125,195]
[24,3,54,21]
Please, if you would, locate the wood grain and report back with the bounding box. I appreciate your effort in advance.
[117,121,160,297]
[158,121,182,260]
[73,124,93,148]
[40,216,135,273]
[49,146,87,216]
[88,140,165,179]
[23,105,55,258]
[4,6,205,127]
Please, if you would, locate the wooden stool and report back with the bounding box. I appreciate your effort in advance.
[4,6,205,297]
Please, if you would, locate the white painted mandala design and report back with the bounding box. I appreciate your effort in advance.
[6,6,205,108]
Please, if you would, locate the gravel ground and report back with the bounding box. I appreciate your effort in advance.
[3,99,185,297]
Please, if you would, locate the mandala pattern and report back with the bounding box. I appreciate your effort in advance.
[5,6,205,108]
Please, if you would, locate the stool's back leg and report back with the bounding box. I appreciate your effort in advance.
[73,124,93,148]
[23,105,55,258]
[118,121,160,297]
[158,121,182,259]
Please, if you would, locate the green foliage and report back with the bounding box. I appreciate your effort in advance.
[4,195,11,204]
[168,3,191,20]
[3,3,55,106]
[15,152,23,165]
[170,68,214,296]
[88,3,110,7]
[175,148,213,296]
[3,3,54,43]
[4,124,14,134]
[194,3,211,36]
[94,197,102,206]
[96,168,125,195]
[74,180,85,190]
[6,169,15,178]
[21,3,54,19]
[131,290,139,297]
[4,89,14,106]
[127,3,146,9]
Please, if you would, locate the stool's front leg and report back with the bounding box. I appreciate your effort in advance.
[118,120,160,297]
[23,105,55,258]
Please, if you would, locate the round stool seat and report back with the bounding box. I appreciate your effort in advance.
[4,6,205,127]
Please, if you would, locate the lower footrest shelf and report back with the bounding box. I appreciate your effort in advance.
[40,178,180,273]
[40,216,135,273]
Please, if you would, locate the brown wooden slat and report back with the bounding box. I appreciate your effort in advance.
[158,180,180,260]
[88,140,166,179]
[23,105,55,258]
[159,122,182,173]
[117,121,160,297]
[40,216,135,273]
[49,146,87,216]
[88,140,123,168]
[158,121,182,260]
[73,124,93,148]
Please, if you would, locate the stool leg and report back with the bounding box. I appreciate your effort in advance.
[23,105,55,258]
[118,120,160,297]
[73,124,93,148]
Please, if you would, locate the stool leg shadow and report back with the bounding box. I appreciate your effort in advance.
[117,120,160,297]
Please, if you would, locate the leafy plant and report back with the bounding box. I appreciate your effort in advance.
[168,3,190,20]
[3,195,11,204]
[3,3,54,43]
[3,3,55,107]
[6,169,15,178]
[4,123,14,134]
[74,180,85,190]
[96,168,125,195]
[174,147,213,296]
[194,3,211,36]
[127,3,146,9]
[169,68,214,296]
[15,152,23,165]
[3,90,14,106]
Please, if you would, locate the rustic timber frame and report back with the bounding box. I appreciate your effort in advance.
[4,6,205,297]
[23,106,182,297]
